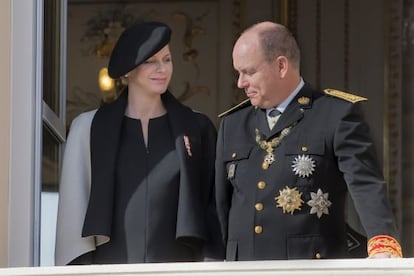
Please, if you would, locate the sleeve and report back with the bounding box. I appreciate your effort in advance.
[200,115,225,260]
[214,118,233,245]
[333,103,401,256]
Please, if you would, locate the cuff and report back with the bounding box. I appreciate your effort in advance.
[367,235,403,257]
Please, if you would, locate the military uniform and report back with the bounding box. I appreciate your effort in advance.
[215,83,399,260]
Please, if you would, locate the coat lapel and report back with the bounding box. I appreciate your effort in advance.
[83,89,207,241]
[255,108,271,137]
[268,84,314,138]
[162,92,207,240]
[83,89,127,237]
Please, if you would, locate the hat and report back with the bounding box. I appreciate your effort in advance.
[108,21,172,78]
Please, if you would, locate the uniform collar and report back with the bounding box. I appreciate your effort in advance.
[276,77,305,113]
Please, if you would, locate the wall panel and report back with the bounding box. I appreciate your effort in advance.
[0,0,11,267]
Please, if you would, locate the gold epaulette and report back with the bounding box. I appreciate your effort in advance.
[324,88,368,103]
[218,98,251,118]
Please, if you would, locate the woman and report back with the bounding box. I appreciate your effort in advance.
[55,21,222,265]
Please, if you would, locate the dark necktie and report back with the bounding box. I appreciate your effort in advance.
[267,108,281,129]
[269,109,281,117]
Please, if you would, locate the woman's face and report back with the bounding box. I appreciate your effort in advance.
[128,45,173,95]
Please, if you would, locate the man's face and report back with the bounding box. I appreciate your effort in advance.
[232,35,281,109]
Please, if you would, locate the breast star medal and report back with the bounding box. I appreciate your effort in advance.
[291,154,316,177]
[275,186,304,215]
[256,127,292,170]
[307,188,332,218]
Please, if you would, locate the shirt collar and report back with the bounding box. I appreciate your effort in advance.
[266,78,304,115]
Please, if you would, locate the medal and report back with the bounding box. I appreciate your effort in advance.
[262,152,274,170]
[275,186,304,215]
[227,163,236,179]
[183,135,192,157]
[256,127,292,170]
[307,188,332,218]
[291,154,316,177]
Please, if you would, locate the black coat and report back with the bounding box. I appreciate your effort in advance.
[57,89,223,264]
[215,83,398,260]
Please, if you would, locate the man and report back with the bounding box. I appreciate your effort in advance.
[215,21,402,261]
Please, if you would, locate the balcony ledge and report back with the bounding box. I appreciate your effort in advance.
[1,258,414,276]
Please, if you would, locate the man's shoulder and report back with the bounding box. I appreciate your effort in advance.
[323,88,368,104]
[218,98,251,118]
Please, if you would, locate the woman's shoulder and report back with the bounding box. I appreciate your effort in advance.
[190,109,215,124]
[180,108,216,134]
[73,109,98,122]
[69,109,98,133]
[163,91,216,129]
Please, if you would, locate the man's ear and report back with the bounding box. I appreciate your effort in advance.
[276,56,289,78]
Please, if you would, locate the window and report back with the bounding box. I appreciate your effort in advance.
[40,0,67,266]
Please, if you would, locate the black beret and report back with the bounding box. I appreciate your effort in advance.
[108,21,172,78]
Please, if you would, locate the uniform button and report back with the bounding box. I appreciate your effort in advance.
[255,203,263,211]
[254,226,263,234]
[257,181,266,189]
[301,146,308,152]
[315,252,321,259]
[231,152,237,158]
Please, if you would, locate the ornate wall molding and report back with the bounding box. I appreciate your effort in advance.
[278,0,297,35]
[231,0,243,105]
[67,1,226,125]
[383,0,403,230]
[343,0,349,90]
[315,0,321,89]
[401,0,414,257]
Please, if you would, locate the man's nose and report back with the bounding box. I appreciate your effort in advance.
[237,74,247,88]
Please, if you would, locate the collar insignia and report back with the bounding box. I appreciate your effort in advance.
[298,96,310,105]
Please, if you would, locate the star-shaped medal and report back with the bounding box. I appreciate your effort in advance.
[307,188,332,218]
[275,186,304,215]
[291,154,316,177]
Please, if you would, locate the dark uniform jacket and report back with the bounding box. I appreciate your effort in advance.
[215,83,398,261]
[55,89,223,265]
